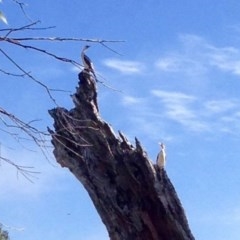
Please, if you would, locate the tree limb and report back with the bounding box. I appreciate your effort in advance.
[48,70,195,240]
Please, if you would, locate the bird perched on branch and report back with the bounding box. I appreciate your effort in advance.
[81,45,97,81]
[156,143,166,169]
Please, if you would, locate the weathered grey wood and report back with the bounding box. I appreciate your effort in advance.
[48,70,195,240]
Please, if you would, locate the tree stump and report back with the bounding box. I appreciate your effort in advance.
[48,71,195,240]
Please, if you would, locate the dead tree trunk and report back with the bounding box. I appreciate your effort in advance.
[48,70,195,240]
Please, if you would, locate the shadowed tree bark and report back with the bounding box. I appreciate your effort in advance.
[48,70,195,240]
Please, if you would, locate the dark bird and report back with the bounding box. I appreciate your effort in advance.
[81,45,97,81]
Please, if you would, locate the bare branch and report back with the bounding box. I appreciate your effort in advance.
[0,48,58,105]
[11,0,33,23]
[0,107,49,147]
[0,20,52,33]
[100,41,123,56]
[0,106,55,173]
[1,37,82,67]
[0,19,125,172]
[0,155,40,182]
[0,21,56,38]
[1,36,124,43]
[0,68,27,77]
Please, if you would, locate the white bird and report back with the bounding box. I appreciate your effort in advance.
[156,143,166,169]
[81,45,97,81]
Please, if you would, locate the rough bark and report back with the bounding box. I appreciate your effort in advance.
[48,70,195,240]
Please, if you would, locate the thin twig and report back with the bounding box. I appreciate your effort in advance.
[12,0,33,22]
[0,107,55,169]
[97,79,123,93]
[0,68,28,77]
[0,155,40,182]
[0,21,40,32]
[100,41,123,56]
[1,21,42,38]
[0,48,58,105]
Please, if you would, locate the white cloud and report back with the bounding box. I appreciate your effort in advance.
[152,90,195,103]
[152,89,240,133]
[119,88,240,136]
[121,95,144,106]
[166,104,209,132]
[152,90,209,132]
[155,55,206,75]
[155,34,240,76]
[198,38,240,76]
[204,99,238,114]
[102,34,240,138]
[166,104,195,121]
[208,50,240,75]
[103,58,144,74]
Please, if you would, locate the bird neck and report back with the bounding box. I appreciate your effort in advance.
[81,50,85,57]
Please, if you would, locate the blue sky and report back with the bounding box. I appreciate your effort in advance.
[1,1,240,240]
